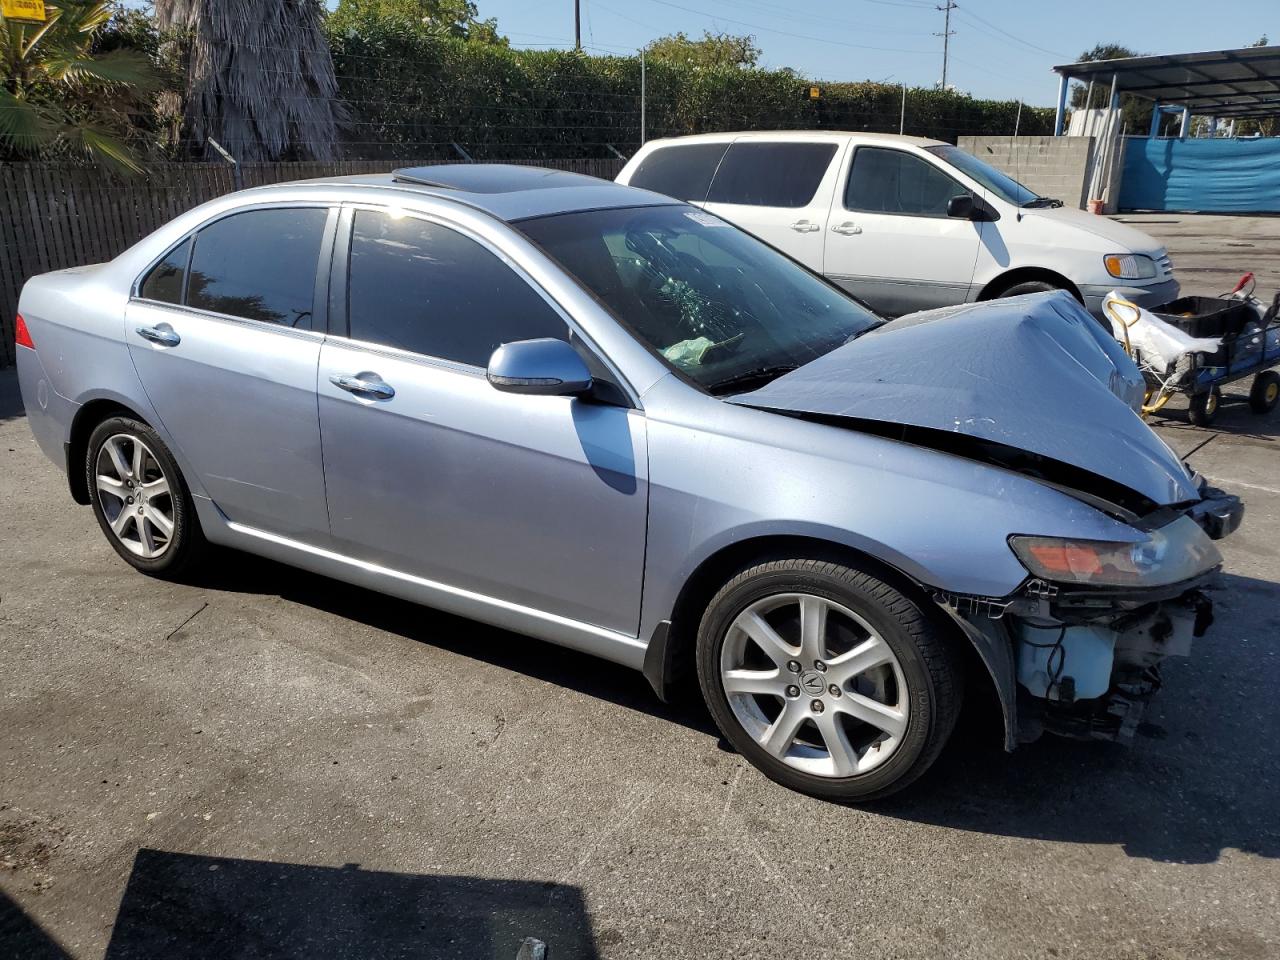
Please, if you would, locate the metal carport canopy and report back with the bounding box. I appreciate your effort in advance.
[1050,45,1280,131]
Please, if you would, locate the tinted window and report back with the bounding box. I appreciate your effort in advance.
[139,237,191,304]
[347,210,568,366]
[627,142,729,201]
[187,208,328,327]
[706,142,838,208]
[845,147,966,217]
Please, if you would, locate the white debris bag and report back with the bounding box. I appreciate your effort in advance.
[1102,291,1221,375]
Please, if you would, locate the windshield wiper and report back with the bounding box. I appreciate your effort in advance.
[706,364,800,396]
[845,318,891,343]
[1021,196,1063,208]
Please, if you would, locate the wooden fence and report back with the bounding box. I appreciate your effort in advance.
[0,157,625,366]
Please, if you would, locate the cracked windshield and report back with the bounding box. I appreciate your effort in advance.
[517,205,880,393]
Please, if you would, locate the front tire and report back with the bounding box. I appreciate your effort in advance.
[696,559,963,802]
[1250,371,1279,414]
[994,279,1060,299]
[86,416,207,579]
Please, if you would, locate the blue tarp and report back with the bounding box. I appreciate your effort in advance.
[1119,137,1280,213]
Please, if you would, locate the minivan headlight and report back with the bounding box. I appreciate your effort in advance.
[1104,253,1158,280]
[1009,516,1221,588]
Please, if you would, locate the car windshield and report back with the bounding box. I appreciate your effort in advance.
[515,205,881,394]
[925,143,1040,206]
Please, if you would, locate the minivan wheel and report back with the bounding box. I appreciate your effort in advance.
[86,416,207,578]
[697,559,963,802]
[994,279,1058,299]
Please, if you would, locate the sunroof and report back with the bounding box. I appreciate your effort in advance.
[391,164,607,194]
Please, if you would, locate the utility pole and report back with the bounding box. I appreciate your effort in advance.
[935,1,956,90]
[574,0,581,50]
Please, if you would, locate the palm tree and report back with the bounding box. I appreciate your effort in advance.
[156,0,344,161]
[0,1,157,173]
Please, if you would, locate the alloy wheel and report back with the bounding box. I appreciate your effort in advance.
[94,434,175,560]
[719,592,909,777]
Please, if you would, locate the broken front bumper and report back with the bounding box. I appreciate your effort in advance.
[936,488,1240,750]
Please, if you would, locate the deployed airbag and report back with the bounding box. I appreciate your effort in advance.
[730,292,1199,506]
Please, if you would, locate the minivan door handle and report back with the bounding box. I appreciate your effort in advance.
[831,222,863,236]
[135,324,181,347]
[789,219,821,233]
[330,373,395,400]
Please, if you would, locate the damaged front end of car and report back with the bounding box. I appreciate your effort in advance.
[727,291,1245,751]
[937,482,1241,748]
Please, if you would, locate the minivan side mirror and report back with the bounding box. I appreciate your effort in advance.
[487,338,593,397]
[946,194,976,219]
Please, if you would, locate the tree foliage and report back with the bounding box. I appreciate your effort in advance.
[0,0,158,172]
[156,0,345,161]
[646,31,760,70]
[327,24,1052,162]
[329,0,504,45]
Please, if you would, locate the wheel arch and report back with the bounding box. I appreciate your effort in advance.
[66,397,152,504]
[645,534,1005,744]
[977,266,1083,304]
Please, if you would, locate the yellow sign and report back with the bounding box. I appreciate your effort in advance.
[2,0,47,21]
[808,86,821,100]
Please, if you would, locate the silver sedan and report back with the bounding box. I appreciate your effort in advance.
[14,165,1240,800]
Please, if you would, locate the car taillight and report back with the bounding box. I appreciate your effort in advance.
[14,314,35,350]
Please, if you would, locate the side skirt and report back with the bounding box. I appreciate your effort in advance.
[193,497,648,671]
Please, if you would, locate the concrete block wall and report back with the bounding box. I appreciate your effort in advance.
[957,135,1096,209]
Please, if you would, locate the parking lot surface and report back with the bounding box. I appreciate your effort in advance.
[3,217,1279,959]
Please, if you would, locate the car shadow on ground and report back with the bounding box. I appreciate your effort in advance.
[0,369,23,423]
[199,554,1280,867]
[2,850,599,959]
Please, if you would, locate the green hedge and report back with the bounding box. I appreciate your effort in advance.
[328,17,1054,161]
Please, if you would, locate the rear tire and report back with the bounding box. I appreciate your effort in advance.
[1249,371,1279,414]
[86,416,208,579]
[1188,387,1221,426]
[696,558,963,802]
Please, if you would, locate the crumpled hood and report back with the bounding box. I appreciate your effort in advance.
[730,291,1199,507]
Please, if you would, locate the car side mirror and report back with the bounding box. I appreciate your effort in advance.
[946,194,976,219]
[487,338,593,397]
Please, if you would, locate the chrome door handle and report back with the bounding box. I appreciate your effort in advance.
[330,373,395,400]
[136,324,181,347]
[831,222,863,236]
[790,220,821,233]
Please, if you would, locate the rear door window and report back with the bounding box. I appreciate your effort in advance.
[139,237,191,305]
[626,142,730,202]
[845,147,967,217]
[706,142,838,208]
[186,208,329,328]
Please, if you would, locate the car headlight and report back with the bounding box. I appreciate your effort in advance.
[1009,516,1221,588]
[1104,253,1158,280]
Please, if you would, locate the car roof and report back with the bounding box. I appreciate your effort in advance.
[260,164,675,222]
[640,130,947,148]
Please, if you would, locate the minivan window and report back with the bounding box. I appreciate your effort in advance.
[845,147,966,217]
[346,210,568,367]
[139,237,191,305]
[186,208,328,328]
[626,142,730,202]
[707,142,838,208]
[925,144,1037,206]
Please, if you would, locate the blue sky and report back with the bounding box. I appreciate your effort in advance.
[470,0,1277,105]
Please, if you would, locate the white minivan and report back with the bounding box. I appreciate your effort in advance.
[616,131,1179,317]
